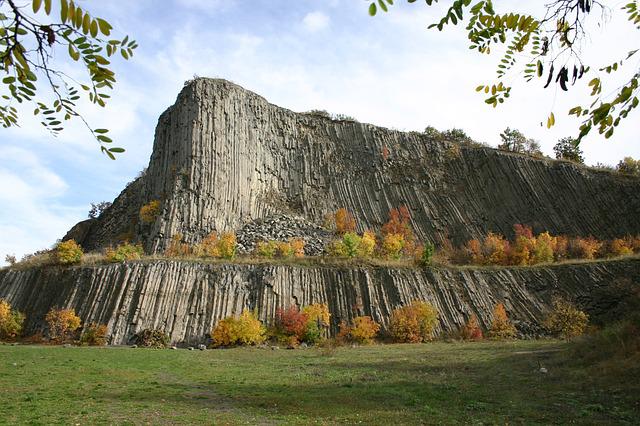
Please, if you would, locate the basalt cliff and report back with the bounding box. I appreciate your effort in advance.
[2,78,639,344]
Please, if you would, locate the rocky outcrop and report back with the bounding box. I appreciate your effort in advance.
[64,78,640,254]
[1,258,637,345]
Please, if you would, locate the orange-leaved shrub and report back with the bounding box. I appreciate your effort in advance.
[106,242,144,262]
[0,299,25,341]
[545,298,589,340]
[139,200,160,223]
[165,234,192,257]
[80,323,108,346]
[488,303,516,340]
[381,206,415,255]
[335,208,356,234]
[338,316,380,344]
[459,314,483,341]
[211,309,266,347]
[46,308,81,343]
[389,301,439,343]
[568,237,602,260]
[196,232,221,258]
[54,240,83,265]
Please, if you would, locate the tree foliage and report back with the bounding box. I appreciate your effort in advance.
[498,127,541,155]
[0,0,136,158]
[553,136,584,163]
[368,0,639,143]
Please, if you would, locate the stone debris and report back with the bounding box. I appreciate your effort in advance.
[235,214,333,255]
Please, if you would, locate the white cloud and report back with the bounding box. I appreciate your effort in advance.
[0,148,83,265]
[302,11,330,32]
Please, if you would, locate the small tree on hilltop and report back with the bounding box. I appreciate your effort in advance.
[498,128,542,156]
[616,157,640,176]
[488,303,516,340]
[554,137,584,164]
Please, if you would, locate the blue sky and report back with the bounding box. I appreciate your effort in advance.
[1,0,638,262]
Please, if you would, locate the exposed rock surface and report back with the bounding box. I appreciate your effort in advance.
[64,78,640,254]
[1,259,637,345]
[235,214,332,255]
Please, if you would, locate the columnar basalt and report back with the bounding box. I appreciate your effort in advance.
[1,259,637,345]
[64,78,640,254]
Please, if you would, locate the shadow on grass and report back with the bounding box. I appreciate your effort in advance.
[91,347,637,424]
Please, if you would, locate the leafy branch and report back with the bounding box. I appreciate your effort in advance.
[0,0,137,159]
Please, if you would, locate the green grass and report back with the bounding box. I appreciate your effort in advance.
[1,340,638,425]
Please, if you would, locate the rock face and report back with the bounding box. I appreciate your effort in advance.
[65,78,640,254]
[1,259,637,345]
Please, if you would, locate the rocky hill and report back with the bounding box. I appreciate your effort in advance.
[64,78,640,254]
[1,259,637,345]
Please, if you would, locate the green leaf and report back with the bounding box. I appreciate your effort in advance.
[96,18,112,36]
[32,0,42,13]
[60,0,68,22]
[97,135,112,143]
[94,128,109,134]
[44,0,52,14]
[369,2,377,16]
[108,147,125,153]
[90,20,98,37]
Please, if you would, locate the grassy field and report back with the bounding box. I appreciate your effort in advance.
[1,340,638,425]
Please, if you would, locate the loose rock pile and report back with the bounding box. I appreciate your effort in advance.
[236,215,333,256]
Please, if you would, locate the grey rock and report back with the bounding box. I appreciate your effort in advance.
[63,78,640,254]
[198,344,206,351]
[170,346,177,350]
[130,344,137,349]
[1,258,637,345]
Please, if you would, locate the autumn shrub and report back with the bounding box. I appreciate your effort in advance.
[554,235,569,261]
[0,299,24,341]
[289,238,306,258]
[568,237,602,260]
[275,306,308,343]
[488,303,516,340]
[459,314,483,341]
[389,301,439,343]
[165,234,191,257]
[106,242,144,262]
[196,232,221,258]
[463,239,483,264]
[624,235,640,252]
[381,206,415,255]
[339,316,380,344]
[335,208,356,234]
[255,240,278,258]
[545,298,589,340]
[139,200,160,223]
[80,323,108,346]
[330,232,361,258]
[211,309,266,347]
[217,232,237,260]
[46,308,81,343]
[510,235,532,265]
[482,232,510,265]
[357,231,376,258]
[381,233,405,259]
[134,328,169,348]
[276,241,295,258]
[54,240,83,265]
[607,238,634,257]
[530,232,555,264]
[302,303,331,329]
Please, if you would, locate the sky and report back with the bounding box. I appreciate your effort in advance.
[1,0,638,263]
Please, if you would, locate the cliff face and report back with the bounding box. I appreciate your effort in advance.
[1,259,637,345]
[65,79,640,254]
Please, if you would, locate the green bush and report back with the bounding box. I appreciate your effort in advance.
[106,242,144,262]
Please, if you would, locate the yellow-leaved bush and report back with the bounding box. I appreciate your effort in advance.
[545,298,589,340]
[45,308,81,343]
[139,200,160,223]
[80,323,108,346]
[106,242,143,262]
[389,301,439,343]
[211,309,266,347]
[0,299,25,341]
[339,316,380,344]
[54,240,83,265]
